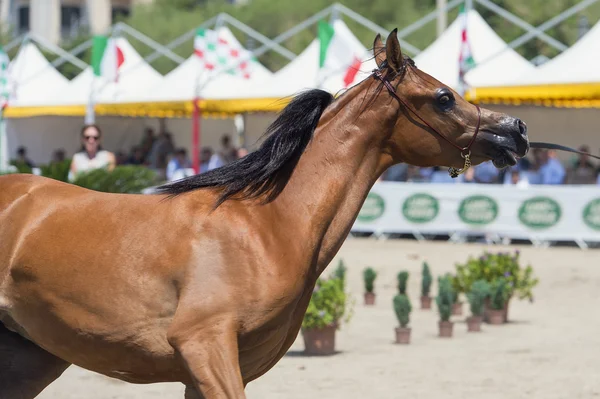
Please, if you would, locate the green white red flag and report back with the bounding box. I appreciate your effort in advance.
[317,20,362,87]
[91,35,125,83]
[194,28,252,79]
[458,5,476,95]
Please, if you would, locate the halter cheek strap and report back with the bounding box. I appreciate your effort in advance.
[372,68,481,178]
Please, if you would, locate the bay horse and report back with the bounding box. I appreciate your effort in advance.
[0,30,528,398]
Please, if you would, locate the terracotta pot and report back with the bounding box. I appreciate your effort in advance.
[466,316,483,332]
[487,309,505,325]
[503,297,511,322]
[364,292,376,306]
[395,327,411,344]
[302,325,336,356]
[438,321,454,338]
[452,302,463,316]
[420,295,432,310]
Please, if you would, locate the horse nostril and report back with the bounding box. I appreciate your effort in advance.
[516,118,527,136]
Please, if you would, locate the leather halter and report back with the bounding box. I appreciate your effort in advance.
[372,67,481,178]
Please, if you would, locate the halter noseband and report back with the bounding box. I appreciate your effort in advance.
[372,67,481,178]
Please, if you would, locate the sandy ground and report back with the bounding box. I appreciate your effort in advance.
[36,238,600,399]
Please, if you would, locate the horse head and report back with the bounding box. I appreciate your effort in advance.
[370,29,529,175]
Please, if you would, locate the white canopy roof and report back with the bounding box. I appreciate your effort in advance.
[143,26,273,101]
[414,10,535,90]
[7,41,70,107]
[506,20,600,86]
[58,37,163,105]
[253,19,377,98]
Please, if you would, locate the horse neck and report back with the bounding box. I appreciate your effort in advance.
[271,84,395,276]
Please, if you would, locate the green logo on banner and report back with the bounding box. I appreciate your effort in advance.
[583,198,600,230]
[357,193,385,222]
[518,196,561,229]
[402,193,439,223]
[458,195,499,225]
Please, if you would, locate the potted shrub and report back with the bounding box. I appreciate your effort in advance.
[487,278,508,325]
[393,294,412,344]
[466,279,490,332]
[446,273,464,316]
[397,271,409,294]
[302,276,353,355]
[363,267,377,305]
[455,250,539,323]
[436,276,455,338]
[420,262,433,309]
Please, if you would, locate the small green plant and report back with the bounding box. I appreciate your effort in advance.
[421,261,433,297]
[363,267,377,293]
[436,276,454,322]
[454,250,539,302]
[489,277,509,310]
[467,279,490,317]
[40,159,72,182]
[397,271,409,295]
[393,294,412,328]
[72,165,159,194]
[332,259,347,289]
[302,276,353,330]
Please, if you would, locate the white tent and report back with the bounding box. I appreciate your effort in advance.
[505,21,600,86]
[413,10,534,90]
[58,37,163,105]
[254,19,377,98]
[7,41,70,107]
[143,26,273,102]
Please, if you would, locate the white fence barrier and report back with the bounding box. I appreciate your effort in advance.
[352,182,600,246]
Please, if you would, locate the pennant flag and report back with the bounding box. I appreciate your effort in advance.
[458,5,476,95]
[318,20,362,87]
[91,35,125,83]
[194,28,253,79]
[0,47,9,108]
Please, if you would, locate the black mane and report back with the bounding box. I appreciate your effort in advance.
[156,89,334,208]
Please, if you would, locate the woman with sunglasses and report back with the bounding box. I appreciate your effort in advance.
[68,124,116,182]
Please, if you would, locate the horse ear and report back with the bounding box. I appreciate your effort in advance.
[373,33,386,67]
[385,28,403,72]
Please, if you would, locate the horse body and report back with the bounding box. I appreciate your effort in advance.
[0,31,529,398]
[0,174,316,385]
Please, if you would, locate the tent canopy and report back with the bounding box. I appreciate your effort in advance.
[8,41,70,107]
[414,10,534,91]
[468,21,600,108]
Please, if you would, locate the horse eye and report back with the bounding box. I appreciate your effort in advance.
[436,90,454,108]
[439,95,450,104]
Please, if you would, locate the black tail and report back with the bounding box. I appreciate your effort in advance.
[157,89,334,208]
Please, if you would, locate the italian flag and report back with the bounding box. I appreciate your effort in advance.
[194,28,252,79]
[458,4,476,94]
[91,35,125,83]
[318,20,362,87]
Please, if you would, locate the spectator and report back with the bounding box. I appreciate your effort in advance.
[68,124,116,182]
[536,149,565,185]
[148,131,175,171]
[140,127,155,162]
[166,148,193,181]
[473,160,499,184]
[382,164,408,182]
[504,169,529,188]
[208,135,238,170]
[458,167,476,183]
[200,147,213,173]
[430,166,456,183]
[126,146,145,165]
[15,146,34,168]
[51,149,65,164]
[566,145,596,184]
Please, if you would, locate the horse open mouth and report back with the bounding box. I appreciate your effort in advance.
[492,148,519,169]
